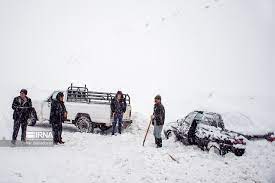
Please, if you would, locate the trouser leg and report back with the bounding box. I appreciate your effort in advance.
[12,120,20,141]
[158,138,162,147]
[52,123,59,143]
[21,121,28,142]
[58,123,63,142]
[153,125,163,147]
[112,117,118,135]
[118,116,123,134]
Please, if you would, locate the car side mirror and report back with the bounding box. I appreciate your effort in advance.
[48,101,51,107]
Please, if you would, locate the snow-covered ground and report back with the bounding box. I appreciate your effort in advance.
[0,114,275,183]
[0,0,274,182]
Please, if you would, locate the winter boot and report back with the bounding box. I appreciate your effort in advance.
[156,138,162,148]
[11,140,16,146]
[118,122,122,134]
[155,137,158,144]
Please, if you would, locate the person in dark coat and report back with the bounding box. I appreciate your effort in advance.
[152,95,165,148]
[11,89,32,144]
[111,91,127,135]
[50,92,67,144]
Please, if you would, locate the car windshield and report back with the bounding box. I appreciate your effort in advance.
[199,113,217,127]
[184,112,197,124]
[194,113,203,121]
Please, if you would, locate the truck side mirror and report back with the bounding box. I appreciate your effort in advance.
[47,98,52,107]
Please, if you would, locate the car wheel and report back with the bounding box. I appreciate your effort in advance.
[209,146,221,155]
[164,129,172,139]
[76,116,94,133]
[207,142,221,155]
[234,149,245,156]
[220,148,227,156]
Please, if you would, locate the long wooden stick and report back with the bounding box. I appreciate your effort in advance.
[168,153,180,164]
[142,118,152,146]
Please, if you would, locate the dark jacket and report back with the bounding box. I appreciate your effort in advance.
[50,99,67,124]
[12,96,32,121]
[153,103,165,126]
[111,98,127,116]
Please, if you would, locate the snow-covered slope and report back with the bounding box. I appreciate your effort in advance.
[0,114,274,183]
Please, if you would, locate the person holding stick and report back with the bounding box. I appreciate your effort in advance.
[152,95,165,148]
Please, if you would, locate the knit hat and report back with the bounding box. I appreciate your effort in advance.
[56,92,64,100]
[20,89,28,95]
[155,95,161,100]
[117,91,123,95]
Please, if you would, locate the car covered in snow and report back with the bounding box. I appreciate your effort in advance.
[164,111,246,156]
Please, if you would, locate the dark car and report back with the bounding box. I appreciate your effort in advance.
[164,111,246,156]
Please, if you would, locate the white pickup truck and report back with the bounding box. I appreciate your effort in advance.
[32,84,132,133]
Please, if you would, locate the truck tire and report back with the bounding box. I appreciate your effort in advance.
[76,116,95,133]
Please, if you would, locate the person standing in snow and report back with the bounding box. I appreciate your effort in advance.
[50,92,67,145]
[152,95,165,148]
[111,91,127,135]
[11,89,32,145]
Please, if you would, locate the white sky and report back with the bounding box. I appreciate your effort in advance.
[0,0,274,120]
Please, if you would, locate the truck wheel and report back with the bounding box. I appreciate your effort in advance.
[76,116,94,133]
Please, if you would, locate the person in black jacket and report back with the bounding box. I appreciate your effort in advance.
[111,91,126,135]
[152,95,165,148]
[50,92,67,144]
[11,89,32,144]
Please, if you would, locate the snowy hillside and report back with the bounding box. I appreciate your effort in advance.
[0,0,274,182]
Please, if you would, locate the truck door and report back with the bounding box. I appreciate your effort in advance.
[41,91,60,121]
